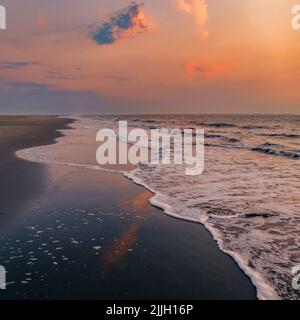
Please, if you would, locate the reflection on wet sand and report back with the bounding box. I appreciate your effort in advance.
[0,116,71,233]
[1,117,257,299]
[103,190,152,269]
[102,223,139,269]
[120,191,151,214]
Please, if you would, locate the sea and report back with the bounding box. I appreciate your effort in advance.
[17,114,300,300]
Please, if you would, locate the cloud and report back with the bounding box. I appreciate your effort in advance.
[36,15,47,29]
[91,2,149,45]
[185,60,230,80]
[176,0,208,36]
[103,75,132,82]
[47,68,75,80]
[8,82,52,91]
[0,61,42,70]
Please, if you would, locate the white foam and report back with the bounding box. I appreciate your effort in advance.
[15,115,300,300]
[125,170,279,300]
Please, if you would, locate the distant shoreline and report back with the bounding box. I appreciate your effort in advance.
[0,116,73,232]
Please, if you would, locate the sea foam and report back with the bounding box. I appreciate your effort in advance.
[16,115,300,300]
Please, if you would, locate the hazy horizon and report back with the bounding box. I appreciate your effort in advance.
[0,112,299,116]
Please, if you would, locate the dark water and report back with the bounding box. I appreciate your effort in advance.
[0,165,256,300]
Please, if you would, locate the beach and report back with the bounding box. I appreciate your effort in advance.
[0,116,72,232]
[13,114,300,300]
[0,116,256,300]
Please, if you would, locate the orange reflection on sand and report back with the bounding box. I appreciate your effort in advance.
[102,223,139,269]
[120,190,151,213]
[102,190,152,268]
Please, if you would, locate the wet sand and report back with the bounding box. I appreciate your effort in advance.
[0,116,72,231]
[0,116,257,300]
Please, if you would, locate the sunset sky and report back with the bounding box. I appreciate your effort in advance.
[0,0,300,114]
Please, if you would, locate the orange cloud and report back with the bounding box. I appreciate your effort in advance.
[36,15,47,29]
[185,60,231,80]
[176,0,208,37]
[91,2,153,45]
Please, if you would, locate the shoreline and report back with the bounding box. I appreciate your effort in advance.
[0,116,74,233]
[0,116,73,160]
[14,115,261,300]
[125,171,279,300]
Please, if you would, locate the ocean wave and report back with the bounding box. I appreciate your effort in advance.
[240,125,267,130]
[15,115,300,300]
[16,148,125,174]
[259,133,300,139]
[200,122,237,128]
[252,145,300,159]
[124,165,280,301]
[126,158,300,300]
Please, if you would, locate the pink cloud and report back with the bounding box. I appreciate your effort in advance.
[185,60,231,80]
[175,0,208,37]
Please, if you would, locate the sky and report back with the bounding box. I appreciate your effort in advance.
[0,0,300,114]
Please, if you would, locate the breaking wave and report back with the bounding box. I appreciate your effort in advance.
[16,114,300,300]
